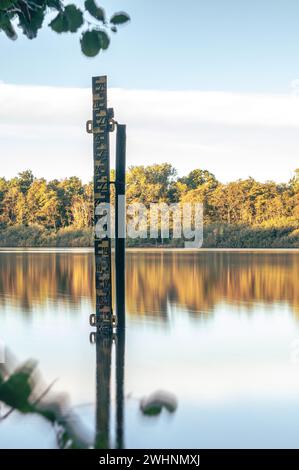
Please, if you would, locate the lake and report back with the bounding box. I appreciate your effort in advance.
[0,249,299,448]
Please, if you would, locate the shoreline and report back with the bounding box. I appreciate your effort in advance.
[1,247,299,253]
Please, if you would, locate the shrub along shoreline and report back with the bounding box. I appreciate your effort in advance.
[0,223,298,248]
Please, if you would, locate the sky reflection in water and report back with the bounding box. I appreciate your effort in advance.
[0,250,299,448]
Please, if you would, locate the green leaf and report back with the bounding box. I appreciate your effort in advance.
[17,7,45,39]
[141,405,162,416]
[140,391,178,417]
[49,5,83,34]
[0,13,17,40]
[84,0,105,22]
[49,11,68,33]
[80,30,101,57]
[0,0,15,10]
[110,26,117,33]
[110,12,130,25]
[46,0,62,9]
[0,359,38,413]
[98,30,110,50]
[64,5,83,33]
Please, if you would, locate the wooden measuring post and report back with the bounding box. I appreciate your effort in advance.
[87,76,127,334]
[115,125,126,330]
[88,76,114,334]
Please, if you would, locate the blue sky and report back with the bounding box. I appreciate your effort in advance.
[0,1,299,182]
[2,0,299,91]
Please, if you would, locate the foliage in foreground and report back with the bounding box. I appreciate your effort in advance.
[0,0,130,57]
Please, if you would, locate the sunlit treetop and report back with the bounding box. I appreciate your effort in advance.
[0,0,130,57]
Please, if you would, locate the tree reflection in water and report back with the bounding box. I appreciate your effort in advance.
[1,251,298,317]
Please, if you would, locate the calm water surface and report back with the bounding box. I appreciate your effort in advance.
[0,250,299,448]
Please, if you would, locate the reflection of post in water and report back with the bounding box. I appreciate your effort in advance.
[115,330,125,449]
[95,330,113,449]
[94,325,126,449]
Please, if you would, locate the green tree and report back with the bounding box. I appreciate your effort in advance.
[0,177,8,226]
[179,169,219,223]
[254,181,282,224]
[15,192,27,224]
[26,179,59,228]
[0,178,26,225]
[210,181,247,224]
[71,182,93,228]
[127,163,177,206]
[58,176,84,225]
[2,186,18,225]
[179,169,218,191]
[16,170,34,195]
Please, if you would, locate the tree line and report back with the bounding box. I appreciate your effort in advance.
[0,165,298,247]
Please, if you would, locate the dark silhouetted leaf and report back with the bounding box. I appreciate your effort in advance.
[98,30,110,50]
[47,0,63,8]
[84,0,105,22]
[47,0,62,8]
[64,4,83,33]
[80,30,101,57]
[142,404,162,416]
[110,26,117,33]
[50,5,83,34]
[17,7,45,39]
[0,14,17,40]
[0,0,15,10]
[49,11,68,33]
[0,359,38,412]
[140,390,178,417]
[110,12,130,25]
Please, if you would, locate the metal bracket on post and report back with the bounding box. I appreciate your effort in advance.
[86,112,116,135]
[108,108,117,133]
[86,120,93,134]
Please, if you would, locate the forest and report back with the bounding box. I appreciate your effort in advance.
[0,165,298,247]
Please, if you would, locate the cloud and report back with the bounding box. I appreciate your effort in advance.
[0,82,298,182]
